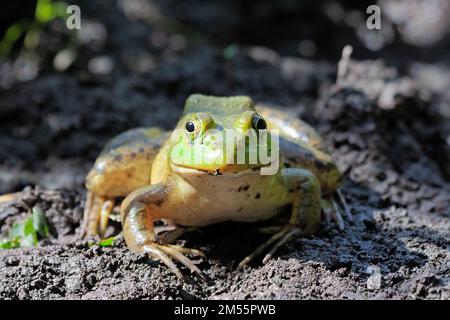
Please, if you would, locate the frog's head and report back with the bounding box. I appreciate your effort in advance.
[169,94,275,175]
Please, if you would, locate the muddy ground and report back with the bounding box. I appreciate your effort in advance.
[0,1,449,299]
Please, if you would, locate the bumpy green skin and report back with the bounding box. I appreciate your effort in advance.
[85,94,342,276]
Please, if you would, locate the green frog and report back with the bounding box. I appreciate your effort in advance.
[82,94,351,279]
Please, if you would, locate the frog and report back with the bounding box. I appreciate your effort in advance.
[82,94,351,280]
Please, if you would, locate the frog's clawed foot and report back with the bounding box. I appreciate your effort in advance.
[323,189,353,230]
[81,191,115,239]
[144,243,206,281]
[238,225,303,269]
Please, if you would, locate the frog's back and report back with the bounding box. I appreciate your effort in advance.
[86,127,169,197]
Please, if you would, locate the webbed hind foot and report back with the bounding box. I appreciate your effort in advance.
[321,189,353,230]
[143,243,206,281]
[238,225,303,269]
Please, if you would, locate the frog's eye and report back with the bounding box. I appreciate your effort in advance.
[251,114,267,131]
[185,121,196,133]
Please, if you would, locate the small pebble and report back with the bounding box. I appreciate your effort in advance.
[366,265,382,290]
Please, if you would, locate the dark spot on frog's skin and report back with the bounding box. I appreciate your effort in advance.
[314,159,327,171]
[153,197,164,207]
[255,192,261,199]
[288,185,302,193]
[237,206,244,212]
[114,154,123,162]
[288,156,298,164]
[238,184,250,192]
[139,147,145,153]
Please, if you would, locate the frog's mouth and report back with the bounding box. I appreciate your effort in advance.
[169,162,269,176]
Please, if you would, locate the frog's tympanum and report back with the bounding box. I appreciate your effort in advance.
[83,94,351,279]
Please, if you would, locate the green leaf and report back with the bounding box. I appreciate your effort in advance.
[99,237,116,247]
[35,0,55,23]
[223,44,239,60]
[35,0,67,23]
[21,233,37,247]
[0,206,49,250]
[4,24,23,44]
[0,238,20,249]
[9,222,24,239]
[23,216,35,237]
[32,205,49,237]
[0,241,10,249]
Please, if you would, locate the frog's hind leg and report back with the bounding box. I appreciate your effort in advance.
[81,192,115,238]
[83,127,170,239]
[0,192,20,203]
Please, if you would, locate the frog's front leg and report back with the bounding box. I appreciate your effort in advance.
[239,168,321,268]
[121,184,205,280]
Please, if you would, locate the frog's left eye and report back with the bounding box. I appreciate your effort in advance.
[251,114,267,131]
[185,121,196,133]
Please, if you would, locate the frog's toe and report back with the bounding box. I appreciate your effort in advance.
[322,195,352,231]
[158,245,206,281]
[166,244,206,258]
[238,226,302,269]
[143,244,183,280]
[336,189,353,221]
[262,227,302,264]
[99,198,115,238]
[144,243,205,280]
[256,226,283,235]
[331,199,345,230]
[81,191,99,238]
[81,192,114,238]
[322,205,332,225]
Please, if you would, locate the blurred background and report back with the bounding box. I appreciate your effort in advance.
[0,0,449,194]
[1,0,450,300]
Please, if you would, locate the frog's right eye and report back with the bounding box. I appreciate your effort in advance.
[251,114,267,132]
[185,121,196,133]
